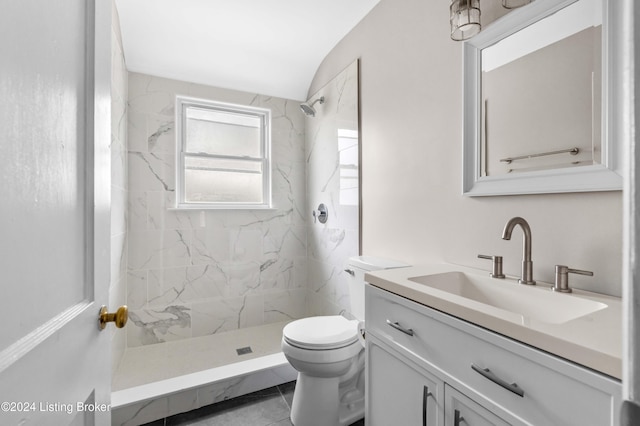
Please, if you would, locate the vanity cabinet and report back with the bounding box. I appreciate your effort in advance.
[365,283,622,425]
[367,337,443,425]
[444,384,510,426]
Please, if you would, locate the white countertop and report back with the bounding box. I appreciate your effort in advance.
[365,263,622,380]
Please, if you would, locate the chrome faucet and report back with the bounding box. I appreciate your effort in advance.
[502,217,536,285]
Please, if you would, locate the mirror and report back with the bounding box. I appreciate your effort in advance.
[462,0,622,196]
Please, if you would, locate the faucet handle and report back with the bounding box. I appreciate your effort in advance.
[478,254,506,279]
[554,265,593,293]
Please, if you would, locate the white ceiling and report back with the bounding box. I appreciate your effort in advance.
[114,0,381,101]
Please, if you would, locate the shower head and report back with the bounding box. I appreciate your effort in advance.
[300,96,325,117]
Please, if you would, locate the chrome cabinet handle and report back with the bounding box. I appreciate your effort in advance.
[386,319,414,336]
[471,364,524,397]
[422,386,432,426]
[454,409,465,426]
[344,268,355,276]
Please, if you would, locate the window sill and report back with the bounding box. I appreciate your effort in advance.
[169,204,276,211]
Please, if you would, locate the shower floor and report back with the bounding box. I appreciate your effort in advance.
[113,320,291,391]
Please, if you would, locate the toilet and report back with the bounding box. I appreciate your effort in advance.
[281,256,409,426]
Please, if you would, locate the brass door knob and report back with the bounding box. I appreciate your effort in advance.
[99,305,128,329]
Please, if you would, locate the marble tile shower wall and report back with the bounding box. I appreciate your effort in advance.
[126,73,307,347]
[109,0,128,373]
[305,61,360,318]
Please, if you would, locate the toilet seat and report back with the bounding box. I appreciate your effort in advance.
[283,316,359,350]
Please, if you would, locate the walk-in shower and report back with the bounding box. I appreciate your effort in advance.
[110,60,360,425]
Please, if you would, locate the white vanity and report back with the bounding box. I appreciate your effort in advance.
[364,264,621,425]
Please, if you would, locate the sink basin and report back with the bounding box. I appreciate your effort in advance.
[408,271,607,324]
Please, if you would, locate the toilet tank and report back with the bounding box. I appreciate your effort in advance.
[345,256,410,320]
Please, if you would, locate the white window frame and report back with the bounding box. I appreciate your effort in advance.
[175,95,272,209]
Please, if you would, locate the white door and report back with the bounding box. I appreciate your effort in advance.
[0,0,113,425]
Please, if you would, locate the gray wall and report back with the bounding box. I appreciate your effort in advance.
[308,0,622,296]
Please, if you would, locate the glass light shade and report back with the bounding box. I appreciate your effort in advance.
[502,0,532,9]
[450,0,481,41]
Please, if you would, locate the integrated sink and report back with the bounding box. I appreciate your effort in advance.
[408,271,607,325]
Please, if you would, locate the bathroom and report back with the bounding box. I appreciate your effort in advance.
[109,0,627,422]
[0,0,638,425]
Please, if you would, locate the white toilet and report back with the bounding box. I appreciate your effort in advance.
[281,256,409,426]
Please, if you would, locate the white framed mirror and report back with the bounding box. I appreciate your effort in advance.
[462,0,623,196]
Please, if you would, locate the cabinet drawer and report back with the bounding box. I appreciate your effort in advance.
[365,284,620,426]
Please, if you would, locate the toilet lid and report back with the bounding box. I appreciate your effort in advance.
[283,316,359,350]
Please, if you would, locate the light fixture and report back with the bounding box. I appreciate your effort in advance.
[450,0,534,41]
[450,0,481,41]
[502,0,532,9]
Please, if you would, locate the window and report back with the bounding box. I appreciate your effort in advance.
[175,96,271,209]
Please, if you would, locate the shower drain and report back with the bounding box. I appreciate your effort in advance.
[236,346,253,356]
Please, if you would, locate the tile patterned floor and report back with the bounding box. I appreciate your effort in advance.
[141,381,365,426]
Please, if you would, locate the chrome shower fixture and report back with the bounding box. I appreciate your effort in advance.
[300,96,325,117]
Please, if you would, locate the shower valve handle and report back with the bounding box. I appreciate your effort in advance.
[313,203,328,224]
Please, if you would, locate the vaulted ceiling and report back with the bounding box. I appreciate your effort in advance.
[115,0,381,101]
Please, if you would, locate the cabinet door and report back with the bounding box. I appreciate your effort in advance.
[445,384,511,426]
[367,337,443,426]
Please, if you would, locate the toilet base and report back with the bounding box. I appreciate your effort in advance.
[290,371,364,426]
[291,374,339,426]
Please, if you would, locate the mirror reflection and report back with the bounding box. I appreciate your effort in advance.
[480,0,602,176]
